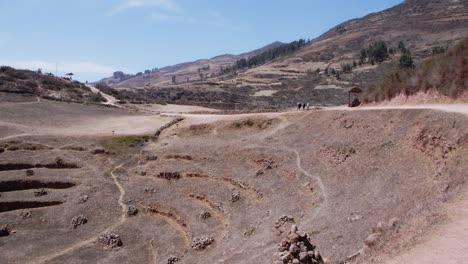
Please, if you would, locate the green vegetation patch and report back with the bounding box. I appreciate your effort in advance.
[101,135,149,152]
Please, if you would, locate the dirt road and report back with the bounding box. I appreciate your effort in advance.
[331,104,468,116]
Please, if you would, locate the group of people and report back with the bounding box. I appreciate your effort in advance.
[297,102,310,110]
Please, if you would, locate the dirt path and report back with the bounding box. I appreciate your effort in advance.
[87,85,121,107]
[107,163,128,229]
[33,163,128,264]
[330,104,468,116]
[0,133,37,141]
[290,149,328,219]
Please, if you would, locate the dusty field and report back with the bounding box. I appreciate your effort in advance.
[0,99,173,138]
[125,103,221,115]
[1,99,468,264]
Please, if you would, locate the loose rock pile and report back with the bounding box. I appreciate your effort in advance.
[275,215,295,229]
[157,172,181,181]
[167,256,180,264]
[90,148,113,155]
[276,225,325,264]
[34,189,47,197]
[71,215,88,229]
[146,155,158,161]
[255,158,276,176]
[191,236,214,250]
[200,211,211,219]
[77,195,89,204]
[230,192,241,203]
[98,232,123,248]
[166,154,193,160]
[127,205,138,216]
[318,145,356,165]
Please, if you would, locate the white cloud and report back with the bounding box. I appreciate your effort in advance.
[149,9,229,27]
[0,60,123,75]
[108,0,181,16]
[150,12,197,23]
[107,1,231,28]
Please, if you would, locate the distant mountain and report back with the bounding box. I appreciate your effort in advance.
[100,0,468,110]
[225,0,468,89]
[98,41,284,88]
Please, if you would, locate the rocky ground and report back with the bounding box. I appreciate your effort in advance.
[0,98,467,263]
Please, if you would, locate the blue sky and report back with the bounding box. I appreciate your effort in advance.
[0,0,403,81]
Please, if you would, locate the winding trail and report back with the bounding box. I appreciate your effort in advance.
[290,148,328,219]
[32,162,128,264]
[107,163,128,229]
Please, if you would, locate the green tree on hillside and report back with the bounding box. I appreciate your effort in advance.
[399,52,414,68]
[113,71,125,79]
[360,48,367,62]
[368,41,389,62]
[342,64,353,73]
[398,41,407,53]
[172,75,176,83]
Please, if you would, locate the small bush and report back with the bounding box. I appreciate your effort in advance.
[432,46,447,55]
[399,52,414,68]
[342,64,353,73]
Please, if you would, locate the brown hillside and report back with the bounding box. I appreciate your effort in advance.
[0,66,106,104]
[365,38,468,102]
[99,42,284,88]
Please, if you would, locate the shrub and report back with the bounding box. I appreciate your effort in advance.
[25,80,38,88]
[399,52,414,68]
[368,41,389,62]
[432,46,447,55]
[365,38,468,102]
[342,64,353,73]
